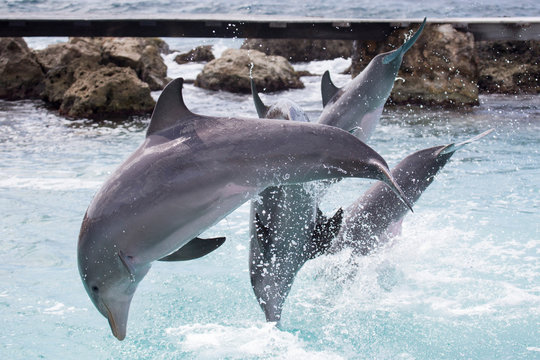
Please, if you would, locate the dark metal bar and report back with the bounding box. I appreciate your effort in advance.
[1,15,539,41]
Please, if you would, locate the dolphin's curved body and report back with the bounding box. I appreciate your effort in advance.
[318,18,426,141]
[78,78,412,340]
[249,81,343,323]
[333,130,493,255]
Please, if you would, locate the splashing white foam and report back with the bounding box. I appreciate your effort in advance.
[166,322,345,359]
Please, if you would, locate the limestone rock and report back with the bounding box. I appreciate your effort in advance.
[241,39,352,62]
[35,38,102,106]
[0,38,44,100]
[195,49,304,93]
[35,37,101,73]
[476,40,540,94]
[101,37,169,90]
[352,24,479,107]
[59,65,155,119]
[174,45,215,64]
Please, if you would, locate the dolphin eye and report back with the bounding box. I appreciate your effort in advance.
[91,286,99,293]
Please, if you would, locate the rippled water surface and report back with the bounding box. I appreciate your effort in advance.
[3,0,540,18]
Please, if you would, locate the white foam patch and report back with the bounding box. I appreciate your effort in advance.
[166,322,344,359]
[164,52,206,81]
[42,302,84,316]
[293,209,540,324]
[293,58,351,77]
[0,177,102,190]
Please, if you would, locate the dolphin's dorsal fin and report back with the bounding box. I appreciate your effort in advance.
[254,213,272,253]
[309,208,343,259]
[146,77,194,137]
[321,70,340,107]
[158,236,226,261]
[383,17,426,65]
[437,129,494,156]
[251,79,269,118]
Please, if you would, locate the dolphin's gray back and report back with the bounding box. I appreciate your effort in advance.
[318,56,400,140]
[85,109,392,264]
[318,19,426,139]
[247,91,324,322]
[335,146,453,255]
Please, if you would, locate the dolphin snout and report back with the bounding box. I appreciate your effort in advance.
[103,299,131,341]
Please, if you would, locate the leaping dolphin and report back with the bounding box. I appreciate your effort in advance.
[78,77,412,340]
[332,129,494,256]
[318,18,426,141]
[249,80,343,323]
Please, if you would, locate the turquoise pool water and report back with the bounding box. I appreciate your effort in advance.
[0,71,538,358]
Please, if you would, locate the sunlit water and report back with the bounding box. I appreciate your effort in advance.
[0,48,538,358]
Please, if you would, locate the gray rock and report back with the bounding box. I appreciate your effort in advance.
[476,40,540,94]
[100,37,170,90]
[241,39,352,62]
[352,24,479,107]
[35,38,102,106]
[0,38,44,100]
[174,45,215,64]
[195,49,304,93]
[59,65,155,119]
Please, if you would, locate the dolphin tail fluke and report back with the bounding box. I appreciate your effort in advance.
[250,78,269,118]
[382,17,426,65]
[309,207,344,259]
[378,166,414,212]
[321,70,340,107]
[158,236,226,261]
[438,129,494,156]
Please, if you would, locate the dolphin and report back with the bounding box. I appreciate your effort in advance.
[77,77,413,340]
[249,80,343,323]
[318,18,426,141]
[332,129,494,256]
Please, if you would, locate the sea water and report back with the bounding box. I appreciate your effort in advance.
[1,1,540,359]
[2,0,540,18]
[1,51,538,358]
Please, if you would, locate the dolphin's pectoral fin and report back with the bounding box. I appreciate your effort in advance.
[118,250,136,281]
[251,79,269,118]
[321,70,341,107]
[309,208,344,259]
[254,213,272,252]
[158,236,226,261]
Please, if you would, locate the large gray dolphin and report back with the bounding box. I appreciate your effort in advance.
[318,18,426,141]
[77,77,413,340]
[249,81,343,323]
[333,129,494,256]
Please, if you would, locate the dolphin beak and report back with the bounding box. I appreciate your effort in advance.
[402,17,426,53]
[103,300,131,341]
[378,166,414,213]
[383,17,426,65]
